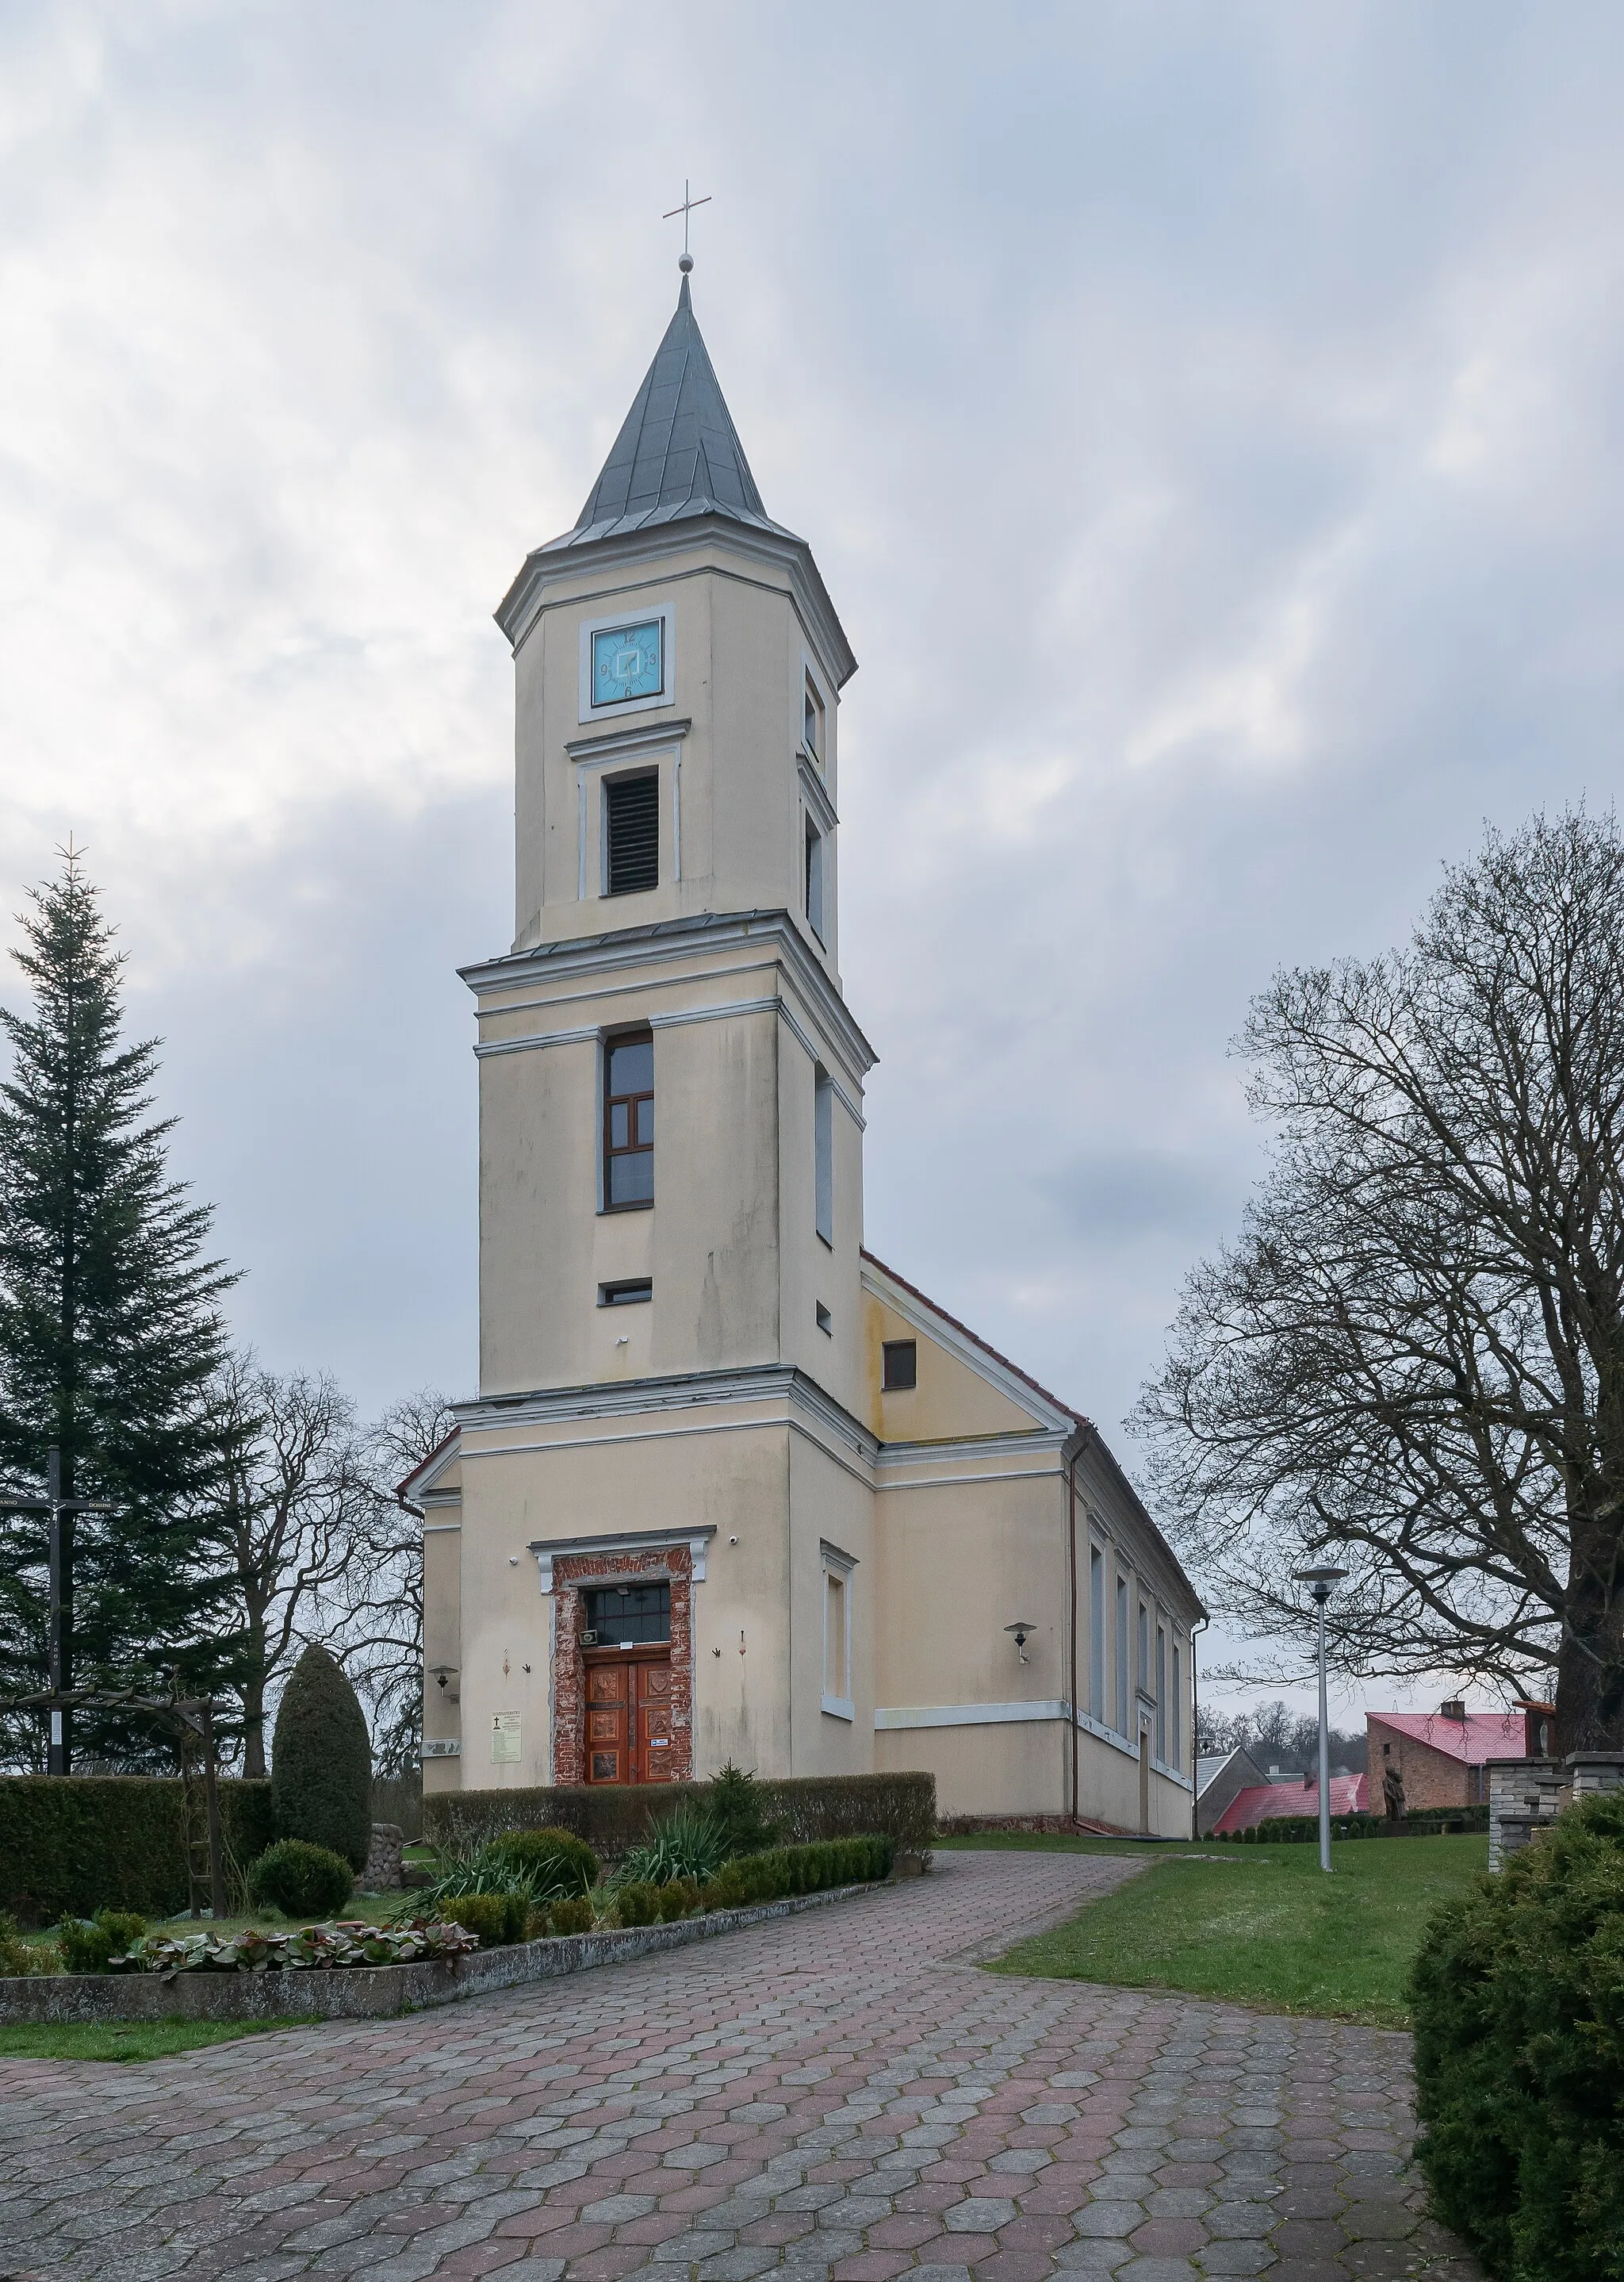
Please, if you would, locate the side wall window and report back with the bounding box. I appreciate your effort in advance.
[1088,1546,1105,1722]
[1115,1577,1129,1735]
[814,1067,833,1244]
[603,1030,654,1208]
[1171,1641,1182,1766]
[1155,1624,1167,1761]
[821,1545,855,1717]
[805,815,825,942]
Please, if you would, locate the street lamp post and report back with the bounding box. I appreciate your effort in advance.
[0,1444,117,1774]
[1295,1566,1348,1873]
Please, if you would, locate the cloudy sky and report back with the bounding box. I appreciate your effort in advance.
[4,3,1622,1719]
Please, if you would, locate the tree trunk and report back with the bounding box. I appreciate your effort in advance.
[242,1667,266,1780]
[1557,1510,1624,1753]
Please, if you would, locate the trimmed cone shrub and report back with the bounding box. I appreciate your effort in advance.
[487,1826,598,1897]
[1410,1790,1624,2281]
[247,1838,356,1920]
[271,1646,373,1870]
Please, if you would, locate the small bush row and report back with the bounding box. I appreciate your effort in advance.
[1410,1790,1624,2281]
[1216,1808,1488,1843]
[426,1771,934,1861]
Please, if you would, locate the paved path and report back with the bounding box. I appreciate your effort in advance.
[0,1847,1481,2282]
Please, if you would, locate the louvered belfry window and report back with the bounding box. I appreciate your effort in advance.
[606,772,659,896]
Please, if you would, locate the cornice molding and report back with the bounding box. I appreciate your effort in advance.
[526,1524,718,1593]
[458,1363,881,1470]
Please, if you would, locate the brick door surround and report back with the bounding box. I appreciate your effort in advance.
[551,1542,695,1785]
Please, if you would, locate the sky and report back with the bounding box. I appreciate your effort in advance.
[3,2,1622,1724]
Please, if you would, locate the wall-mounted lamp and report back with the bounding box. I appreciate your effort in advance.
[429,1664,459,1695]
[1005,1621,1036,1664]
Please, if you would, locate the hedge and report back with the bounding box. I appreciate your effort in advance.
[425,1771,935,1859]
[1217,1805,1490,1843]
[0,1776,276,1923]
[1410,1790,1624,2281]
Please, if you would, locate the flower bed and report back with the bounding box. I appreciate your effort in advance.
[132,1920,479,1973]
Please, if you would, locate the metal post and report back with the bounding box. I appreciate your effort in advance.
[1317,1593,1331,1874]
[45,1446,71,1776]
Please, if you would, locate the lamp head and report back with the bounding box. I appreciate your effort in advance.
[1293,1565,1348,1605]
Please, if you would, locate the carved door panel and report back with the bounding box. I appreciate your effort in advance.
[639,1660,675,1781]
[585,1662,629,1784]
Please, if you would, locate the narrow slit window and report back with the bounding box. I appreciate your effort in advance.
[1155,1625,1167,1761]
[605,772,659,896]
[1170,1642,1182,1766]
[598,1278,652,1306]
[804,672,824,761]
[804,815,825,942]
[814,1067,833,1245]
[816,1301,833,1335]
[825,1571,846,1698]
[882,1339,917,1390]
[1115,1578,1129,1735]
[603,1030,654,1209]
[1088,1546,1105,1722]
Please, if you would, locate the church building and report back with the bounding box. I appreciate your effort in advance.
[408,258,1203,1833]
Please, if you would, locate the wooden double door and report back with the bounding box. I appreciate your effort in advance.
[584,1650,675,1784]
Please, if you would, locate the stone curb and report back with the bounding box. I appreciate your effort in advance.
[0,1879,877,2025]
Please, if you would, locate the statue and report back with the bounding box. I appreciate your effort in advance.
[1382,1760,1406,1822]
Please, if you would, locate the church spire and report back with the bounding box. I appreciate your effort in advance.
[542,274,799,554]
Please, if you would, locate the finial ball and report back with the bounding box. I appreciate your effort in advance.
[679,252,694,274]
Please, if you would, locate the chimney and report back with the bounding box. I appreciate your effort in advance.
[1439,1699,1466,1720]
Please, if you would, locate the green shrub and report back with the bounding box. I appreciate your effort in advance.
[549,1894,596,1936]
[441,1892,519,1949]
[271,1646,373,1870]
[56,1908,147,1973]
[1410,1790,1624,2281]
[424,1771,936,1864]
[705,1833,894,1911]
[615,1881,660,1927]
[657,1876,700,1922]
[0,1909,53,1977]
[487,1826,598,1897]
[247,1838,356,1919]
[0,1774,274,1922]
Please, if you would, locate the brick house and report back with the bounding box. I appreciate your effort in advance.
[1366,1703,1549,1810]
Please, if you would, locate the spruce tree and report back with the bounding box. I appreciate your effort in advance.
[0,846,236,1768]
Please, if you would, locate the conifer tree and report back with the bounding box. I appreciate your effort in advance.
[0,846,236,1768]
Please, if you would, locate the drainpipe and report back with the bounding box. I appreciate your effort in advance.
[1067,1463,1078,1825]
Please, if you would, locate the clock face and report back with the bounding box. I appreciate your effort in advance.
[592,619,663,707]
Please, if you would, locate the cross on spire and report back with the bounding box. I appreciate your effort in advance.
[662,178,712,274]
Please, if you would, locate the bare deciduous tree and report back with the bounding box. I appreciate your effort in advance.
[202,1356,373,1776]
[336,1388,453,1778]
[1136,810,1624,1753]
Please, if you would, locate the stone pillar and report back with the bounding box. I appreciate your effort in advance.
[1566,1751,1624,1800]
[358,1821,404,1893]
[1485,1758,1562,1870]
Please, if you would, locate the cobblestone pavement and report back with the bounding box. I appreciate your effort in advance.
[0,1847,1482,2282]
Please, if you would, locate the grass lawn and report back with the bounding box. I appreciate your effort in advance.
[984,1833,1488,2027]
[0,2017,319,2062]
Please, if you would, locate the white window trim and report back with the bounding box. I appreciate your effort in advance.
[800,650,830,776]
[821,1539,856,1720]
[578,603,676,725]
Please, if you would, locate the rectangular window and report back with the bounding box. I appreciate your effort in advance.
[605,772,659,896]
[1139,1601,1150,1705]
[1155,1625,1167,1761]
[603,1030,653,1209]
[598,1278,652,1306]
[822,1544,854,1717]
[1115,1578,1129,1734]
[804,815,825,941]
[1171,1642,1182,1766]
[816,1301,833,1336]
[1088,1547,1105,1722]
[592,619,663,708]
[814,1067,833,1244]
[882,1338,917,1390]
[582,1582,669,1646]
[804,671,824,761]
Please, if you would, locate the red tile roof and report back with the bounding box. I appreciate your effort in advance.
[1213,1774,1368,1834]
[1368,1710,1527,1766]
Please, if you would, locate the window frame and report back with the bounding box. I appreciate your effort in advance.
[804,811,825,942]
[1088,1545,1105,1723]
[814,1066,833,1245]
[820,1540,856,1720]
[803,669,825,765]
[602,1027,655,1213]
[882,1339,917,1391]
[1115,1576,1130,1735]
[577,603,676,724]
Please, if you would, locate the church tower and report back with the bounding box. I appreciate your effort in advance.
[416,259,1203,1833]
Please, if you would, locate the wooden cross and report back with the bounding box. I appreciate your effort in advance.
[662,179,712,268]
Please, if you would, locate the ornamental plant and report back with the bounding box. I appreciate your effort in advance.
[56,1909,146,1973]
[614,1802,726,1889]
[486,1826,598,1897]
[270,1644,373,1870]
[247,1838,356,1919]
[1410,1791,1624,2280]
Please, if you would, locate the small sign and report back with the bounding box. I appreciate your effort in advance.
[491,1712,522,1764]
[423,1739,460,1759]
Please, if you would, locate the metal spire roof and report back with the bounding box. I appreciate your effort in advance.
[540,274,800,554]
